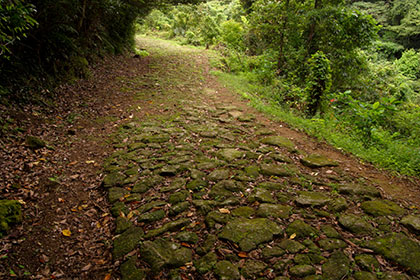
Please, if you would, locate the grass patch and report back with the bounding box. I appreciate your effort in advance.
[213,70,420,177]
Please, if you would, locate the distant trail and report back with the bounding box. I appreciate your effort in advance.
[103,37,420,279]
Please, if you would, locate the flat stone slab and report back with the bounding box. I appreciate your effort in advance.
[140,239,192,272]
[113,227,144,259]
[261,136,295,150]
[336,184,380,197]
[217,149,245,162]
[295,191,331,207]
[364,233,420,274]
[219,218,282,251]
[338,214,374,235]
[401,215,420,233]
[361,200,405,217]
[260,164,294,177]
[300,154,338,168]
[256,204,292,219]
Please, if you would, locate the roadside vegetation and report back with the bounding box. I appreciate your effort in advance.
[138,0,420,176]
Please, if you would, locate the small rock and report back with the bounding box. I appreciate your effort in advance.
[261,245,286,259]
[241,259,266,278]
[108,187,129,203]
[286,220,318,238]
[248,188,276,204]
[364,233,420,274]
[219,218,282,251]
[232,206,255,218]
[0,200,22,236]
[289,265,316,278]
[168,190,189,204]
[300,154,338,168]
[400,215,420,233]
[361,200,405,217]
[295,191,331,207]
[214,260,240,280]
[261,136,295,151]
[353,271,378,280]
[318,238,347,251]
[115,216,132,234]
[169,202,189,216]
[338,214,374,235]
[256,204,292,219]
[279,239,305,253]
[208,169,231,181]
[218,149,244,162]
[322,251,350,280]
[176,231,199,244]
[138,209,165,223]
[25,135,46,149]
[113,227,144,259]
[336,184,380,197]
[103,172,127,188]
[120,256,146,280]
[145,218,189,238]
[195,252,218,274]
[258,182,285,190]
[354,254,380,272]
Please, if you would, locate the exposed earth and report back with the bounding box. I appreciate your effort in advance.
[1,37,420,280]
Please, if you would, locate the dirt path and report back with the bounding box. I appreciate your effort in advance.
[1,37,420,279]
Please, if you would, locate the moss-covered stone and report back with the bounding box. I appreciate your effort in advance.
[25,135,46,149]
[205,211,231,228]
[111,201,129,217]
[108,187,129,203]
[354,254,380,272]
[300,154,338,168]
[318,238,347,251]
[295,191,331,207]
[289,265,316,277]
[353,271,378,280]
[261,245,286,259]
[138,209,165,222]
[338,214,374,235]
[336,184,380,197]
[400,215,420,233]
[214,260,240,280]
[103,172,127,188]
[144,218,190,238]
[321,225,341,239]
[186,179,208,190]
[195,252,218,274]
[247,188,276,203]
[169,201,189,216]
[192,200,218,214]
[116,216,132,234]
[232,206,255,218]
[256,204,292,219]
[261,136,295,150]
[322,251,350,280]
[328,196,348,212]
[176,231,199,243]
[208,169,230,181]
[132,175,164,193]
[219,218,282,251]
[286,220,318,238]
[218,149,245,162]
[0,200,22,236]
[244,165,260,177]
[361,200,405,217]
[260,164,294,177]
[197,234,218,255]
[113,226,144,259]
[140,239,192,272]
[258,182,285,190]
[168,190,189,204]
[121,256,146,280]
[382,272,411,280]
[279,239,305,253]
[241,260,267,278]
[364,233,420,274]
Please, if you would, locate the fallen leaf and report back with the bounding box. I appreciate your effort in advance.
[103,274,112,280]
[181,242,191,248]
[85,160,95,164]
[219,208,230,214]
[58,198,64,203]
[62,229,71,237]
[127,211,134,220]
[238,252,248,258]
[289,233,296,240]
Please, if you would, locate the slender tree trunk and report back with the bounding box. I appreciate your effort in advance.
[306,0,321,56]
[277,0,289,74]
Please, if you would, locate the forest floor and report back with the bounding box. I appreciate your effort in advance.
[1,36,420,280]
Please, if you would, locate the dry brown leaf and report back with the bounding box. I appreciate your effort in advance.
[219,208,230,214]
[238,252,248,258]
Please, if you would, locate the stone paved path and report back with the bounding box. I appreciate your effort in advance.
[103,37,420,280]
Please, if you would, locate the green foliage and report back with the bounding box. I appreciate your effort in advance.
[395,49,420,80]
[305,51,332,117]
[0,0,37,58]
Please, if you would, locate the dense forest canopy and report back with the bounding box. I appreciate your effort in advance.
[0,0,203,100]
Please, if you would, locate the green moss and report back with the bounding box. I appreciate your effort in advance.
[0,200,22,236]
